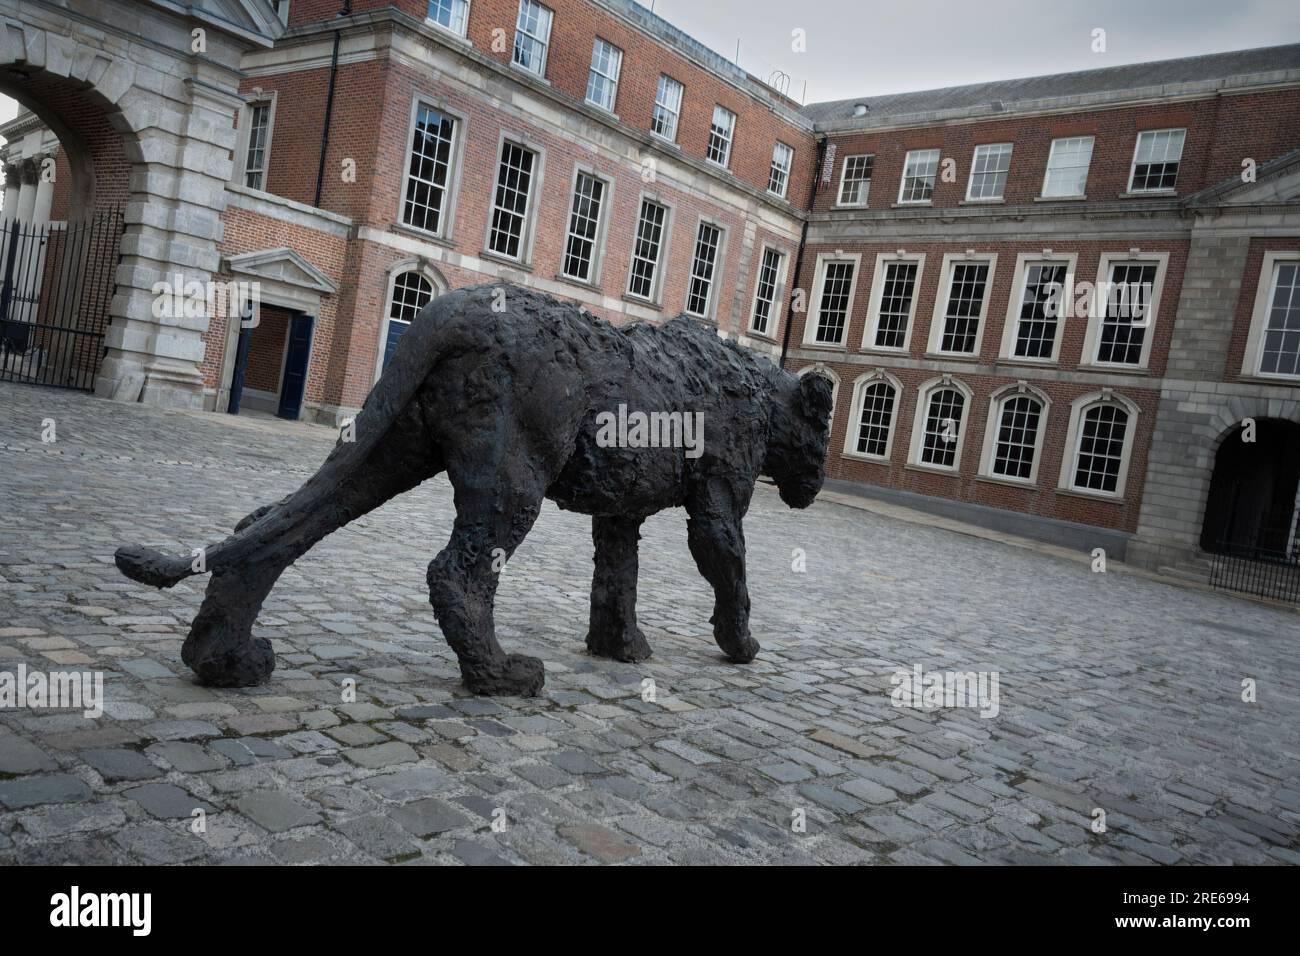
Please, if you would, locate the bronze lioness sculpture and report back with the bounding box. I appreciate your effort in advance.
[115,284,833,696]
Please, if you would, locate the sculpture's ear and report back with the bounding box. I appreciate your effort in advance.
[796,373,834,424]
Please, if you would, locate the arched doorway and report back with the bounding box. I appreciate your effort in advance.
[1201,419,1300,555]
[0,1,282,407]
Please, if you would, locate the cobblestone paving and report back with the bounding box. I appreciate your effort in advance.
[1,381,1297,865]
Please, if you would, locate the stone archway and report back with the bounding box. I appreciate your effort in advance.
[1200,418,1300,555]
[1129,389,1300,569]
[0,0,282,407]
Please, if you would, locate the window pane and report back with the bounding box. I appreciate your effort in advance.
[402,105,455,233]
[707,106,735,167]
[1261,262,1300,376]
[751,248,782,335]
[652,75,683,140]
[1130,129,1185,191]
[585,39,622,111]
[769,142,793,197]
[1043,136,1093,197]
[900,149,939,202]
[856,382,895,457]
[686,223,722,316]
[992,395,1041,479]
[1073,404,1129,493]
[513,0,552,75]
[939,262,989,354]
[921,388,964,467]
[968,143,1011,200]
[427,0,468,33]
[628,200,666,299]
[814,261,854,343]
[1014,262,1068,359]
[874,261,917,349]
[562,172,604,281]
[1097,262,1157,365]
[839,154,874,205]
[488,141,535,259]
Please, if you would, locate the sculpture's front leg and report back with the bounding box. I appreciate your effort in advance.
[586,514,652,661]
[686,491,758,663]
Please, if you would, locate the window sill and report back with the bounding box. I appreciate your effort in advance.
[1033,195,1087,202]
[584,102,619,120]
[892,201,933,208]
[802,341,848,351]
[705,157,732,172]
[905,462,961,477]
[960,198,1004,206]
[996,355,1060,368]
[924,351,979,362]
[1055,486,1126,504]
[622,292,662,311]
[649,132,680,149]
[508,60,550,85]
[835,201,871,210]
[554,271,603,293]
[975,473,1038,491]
[392,221,457,250]
[425,20,473,48]
[842,450,892,465]
[1077,362,1150,375]
[1236,372,1300,386]
[859,344,911,356]
[481,250,533,272]
[745,328,780,344]
[1120,189,1177,198]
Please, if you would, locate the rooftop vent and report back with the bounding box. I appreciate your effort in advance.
[853,102,869,117]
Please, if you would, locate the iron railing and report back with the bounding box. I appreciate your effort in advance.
[1209,530,1300,605]
[0,206,124,391]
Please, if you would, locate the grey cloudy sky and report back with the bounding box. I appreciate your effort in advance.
[647,0,1300,104]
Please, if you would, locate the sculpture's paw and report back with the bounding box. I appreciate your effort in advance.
[585,624,652,663]
[722,634,760,665]
[184,635,275,687]
[464,653,545,697]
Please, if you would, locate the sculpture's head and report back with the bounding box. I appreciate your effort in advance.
[764,371,834,509]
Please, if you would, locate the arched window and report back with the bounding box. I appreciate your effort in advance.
[382,271,434,371]
[1059,392,1139,497]
[1072,403,1129,493]
[988,392,1046,481]
[910,379,970,471]
[845,373,899,460]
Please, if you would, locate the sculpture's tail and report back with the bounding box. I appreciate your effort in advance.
[113,286,494,591]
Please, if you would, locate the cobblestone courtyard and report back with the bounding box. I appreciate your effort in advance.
[0,381,1296,865]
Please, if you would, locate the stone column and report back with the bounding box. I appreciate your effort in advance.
[31,156,55,224]
[13,160,38,221]
[1,162,20,218]
[94,70,243,408]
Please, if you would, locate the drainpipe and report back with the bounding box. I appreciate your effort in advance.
[313,2,352,208]
[780,135,826,369]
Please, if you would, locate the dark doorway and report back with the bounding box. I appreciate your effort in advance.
[277,312,314,421]
[1201,419,1300,555]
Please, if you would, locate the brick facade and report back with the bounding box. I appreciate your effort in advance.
[5,0,1298,572]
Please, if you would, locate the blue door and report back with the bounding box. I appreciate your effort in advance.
[226,326,252,414]
[277,312,314,420]
[382,318,410,371]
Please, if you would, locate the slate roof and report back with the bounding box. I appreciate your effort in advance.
[802,43,1300,128]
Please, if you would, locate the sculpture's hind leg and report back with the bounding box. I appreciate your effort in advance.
[686,484,759,664]
[427,429,553,697]
[184,410,442,686]
[585,515,651,662]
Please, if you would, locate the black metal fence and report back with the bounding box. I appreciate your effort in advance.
[1209,530,1300,605]
[0,206,124,390]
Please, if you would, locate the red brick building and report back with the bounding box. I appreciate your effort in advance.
[2,1,1298,576]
